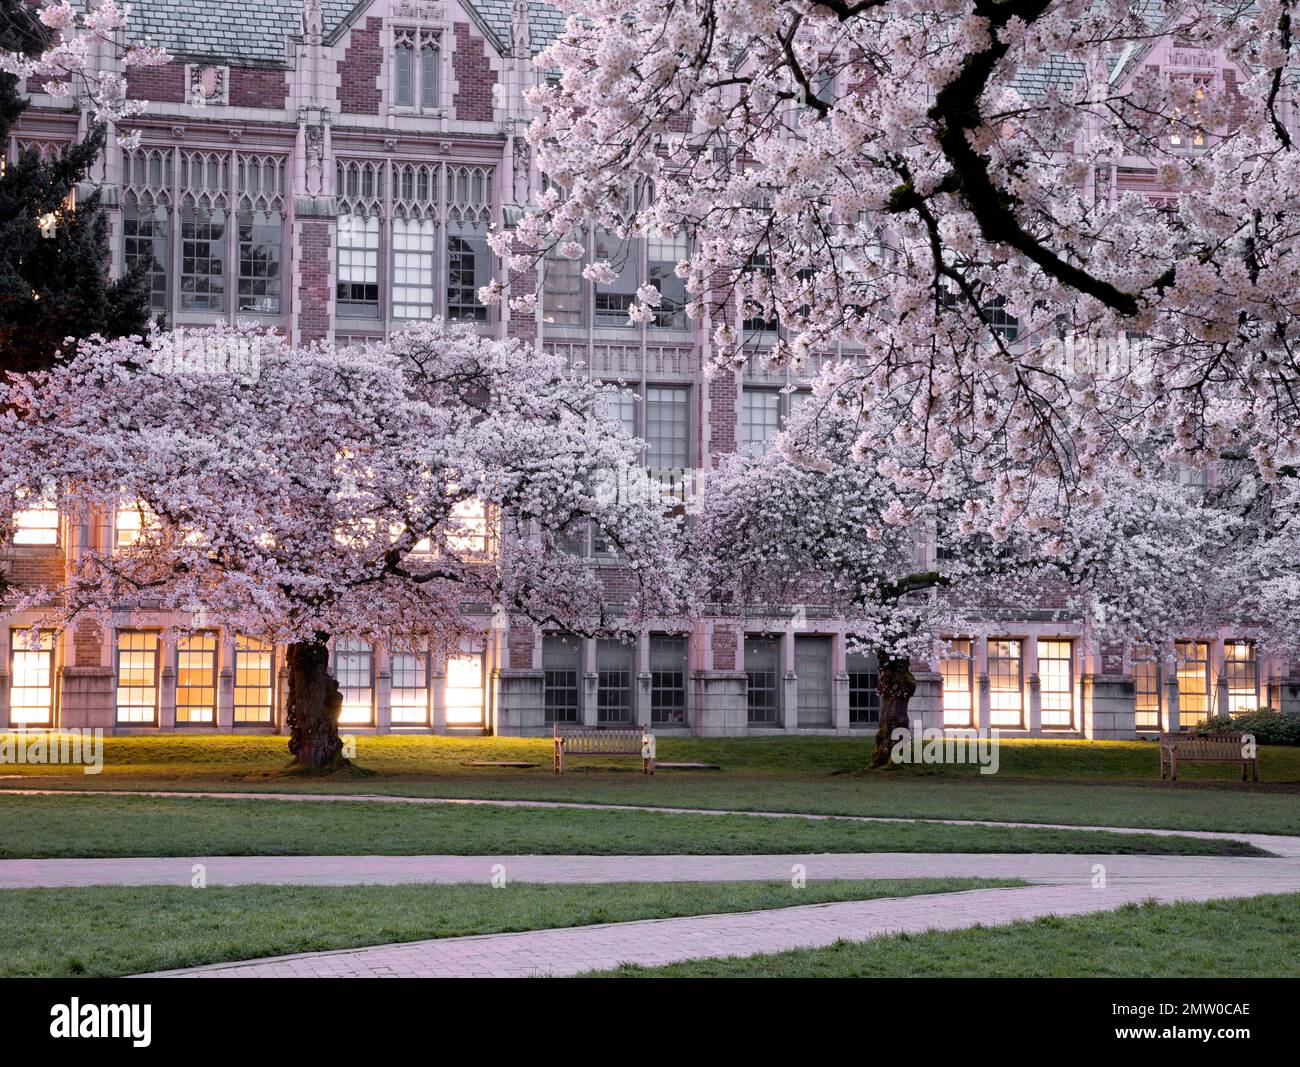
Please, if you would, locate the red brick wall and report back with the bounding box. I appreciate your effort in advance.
[297,222,333,344]
[338,17,383,115]
[125,61,185,103]
[713,627,738,670]
[2,547,64,589]
[509,266,537,341]
[452,22,495,122]
[709,371,738,458]
[229,67,289,109]
[508,623,534,669]
[73,620,103,668]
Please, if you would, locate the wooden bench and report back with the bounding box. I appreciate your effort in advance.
[1159,732,1257,782]
[554,724,655,775]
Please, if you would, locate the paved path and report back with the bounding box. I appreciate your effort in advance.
[141,875,1300,978]
[4,787,1297,856]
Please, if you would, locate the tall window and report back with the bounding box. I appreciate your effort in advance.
[988,639,1023,728]
[1224,641,1258,713]
[445,651,485,726]
[649,634,687,725]
[543,634,582,723]
[393,33,439,109]
[742,388,782,457]
[180,205,226,311]
[1134,654,1160,731]
[745,636,781,725]
[795,635,832,728]
[11,485,58,544]
[847,648,880,727]
[233,635,274,724]
[645,386,689,471]
[941,638,974,727]
[392,216,437,319]
[543,246,583,326]
[1038,640,1074,729]
[597,386,639,441]
[596,639,634,724]
[337,212,381,318]
[123,200,169,311]
[236,155,284,314]
[333,639,374,725]
[593,230,640,326]
[1175,640,1210,726]
[175,632,218,724]
[9,629,55,726]
[646,232,687,328]
[446,221,490,321]
[116,631,159,725]
[390,650,429,724]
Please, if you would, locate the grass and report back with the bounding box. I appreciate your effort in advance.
[0,878,1018,977]
[3,734,1299,835]
[590,892,1300,977]
[0,792,1271,858]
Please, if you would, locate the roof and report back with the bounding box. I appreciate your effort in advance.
[124,0,566,66]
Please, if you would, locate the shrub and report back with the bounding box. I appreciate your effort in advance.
[1190,709,1300,746]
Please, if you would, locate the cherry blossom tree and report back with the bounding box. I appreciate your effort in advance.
[0,321,685,769]
[491,0,1300,520]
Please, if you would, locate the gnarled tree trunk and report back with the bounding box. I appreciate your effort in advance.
[286,636,346,770]
[871,652,917,768]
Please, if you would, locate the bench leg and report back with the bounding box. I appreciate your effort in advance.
[1170,754,1177,782]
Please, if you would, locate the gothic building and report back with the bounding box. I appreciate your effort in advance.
[2,0,1293,739]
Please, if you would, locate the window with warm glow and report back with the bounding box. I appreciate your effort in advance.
[1175,640,1210,726]
[1224,641,1258,713]
[390,650,429,724]
[175,632,218,724]
[332,639,374,725]
[1038,640,1074,729]
[115,501,156,547]
[9,629,55,725]
[234,635,274,724]
[445,497,490,558]
[1134,654,1161,730]
[941,638,973,727]
[988,638,1023,728]
[115,631,159,724]
[444,651,484,726]
[12,486,58,545]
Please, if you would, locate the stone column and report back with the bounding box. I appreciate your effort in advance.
[375,645,391,734]
[1025,635,1041,734]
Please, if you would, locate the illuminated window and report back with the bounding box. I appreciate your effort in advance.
[543,634,581,723]
[445,652,484,726]
[446,497,490,558]
[115,631,159,724]
[941,639,973,727]
[332,638,373,725]
[12,486,58,545]
[174,632,218,724]
[650,634,687,725]
[9,629,55,726]
[1038,640,1074,729]
[847,649,880,727]
[596,639,634,724]
[115,501,156,548]
[745,636,781,725]
[1134,654,1161,731]
[1225,641,1258,714]
[1175,640,1210,726]
[988,639,1023,728]
[233,635,274,724]
[390,650,429,725]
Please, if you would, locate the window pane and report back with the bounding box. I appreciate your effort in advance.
[332,638,373,725]
[392,216,436,319]
[237,210,282,313]
[596,639,634,724]
[543,249,583,326]
[795,636,832,727]
[1134,655,1160,730]
[123,203,169,311]
[543,634,581,723]
[116,631,159,724]
[592,231,639,326]
[394,43,413,106]
[646,232,686,328]
[390,650,429,724]
[649,634,687,725]
[941,638,973,727]
[337,213,380,318]
[180,205,227,311]
[446,221,490,322]
[10,629,55,725]
[745,637,781,725]
[234,635,273,724]
[988,639,1023,728]
[175,632,218,724]
[420,44,439,108]
[12,485,58,545]
[742,389,782,457]
[847,648,879,727]
[1038,640,1073,729]
[445,652,484,726]
[1224,641,1257,714]
[645,386,689,470]
[1175,640,1209,726]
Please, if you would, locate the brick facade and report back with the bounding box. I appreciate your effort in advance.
[451,22,495,122]
[229,67,289,109]
[338,17,383,116]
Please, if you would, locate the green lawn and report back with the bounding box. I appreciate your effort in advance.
[3,735,1299,834]
[0,793,1268,857]
[589,892,1300,977]
[0,878,1017,977]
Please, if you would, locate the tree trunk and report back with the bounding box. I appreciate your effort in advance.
[870,653,917,769]
[285,637,346,771]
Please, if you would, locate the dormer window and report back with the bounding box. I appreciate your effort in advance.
[394,30,440,110]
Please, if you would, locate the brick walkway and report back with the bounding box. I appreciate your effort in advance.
[140,874,1300,978]
[4,787,1297,856]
